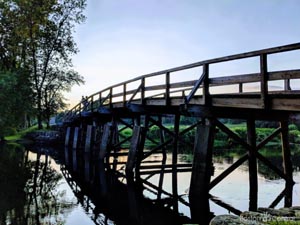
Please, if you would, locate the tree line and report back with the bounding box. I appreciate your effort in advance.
[0,0,86,137]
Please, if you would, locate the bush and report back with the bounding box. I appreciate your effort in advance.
[1,127,17,137]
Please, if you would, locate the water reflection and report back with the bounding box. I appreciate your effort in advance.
[0,143,76,225]
[1,143,300,225]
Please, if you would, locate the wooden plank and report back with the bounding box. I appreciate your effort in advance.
[272,98,300,111]
[210,73,260,86]
[268,69,300,81]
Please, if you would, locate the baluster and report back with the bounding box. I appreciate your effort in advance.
[123,83,127,107]
[141,77,145,105]
[260,54,268,109]
[165,72,170,106]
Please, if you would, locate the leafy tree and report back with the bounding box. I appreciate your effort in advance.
[0,0,86,129]
[0,70,33,137]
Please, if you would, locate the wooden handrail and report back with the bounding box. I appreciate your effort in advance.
[63,43,300,121]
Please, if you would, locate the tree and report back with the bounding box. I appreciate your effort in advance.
[0,0,86,129]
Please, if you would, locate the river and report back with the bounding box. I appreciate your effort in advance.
[0,143,300,224]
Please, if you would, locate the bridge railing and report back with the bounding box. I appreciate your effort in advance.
[64,43,300,122]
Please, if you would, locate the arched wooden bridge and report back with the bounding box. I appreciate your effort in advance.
[63,43,300,224]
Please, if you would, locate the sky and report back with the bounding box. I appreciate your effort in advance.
[65,0,300,107]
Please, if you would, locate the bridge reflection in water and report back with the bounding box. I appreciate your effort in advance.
[62,150,195,225]
[63,43,300,224]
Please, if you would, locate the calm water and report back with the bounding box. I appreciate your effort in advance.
[1,143,300,224]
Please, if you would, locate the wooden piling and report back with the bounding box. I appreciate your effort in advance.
[247,119,258,211]
[126,126,145,176]
[172,114,180,213]
[189,119,215,223]
[72,127,80,149]
[280,119,294,207]
[84,125,93,182]
[65,127,71,147]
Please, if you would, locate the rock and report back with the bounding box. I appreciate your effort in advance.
[209,215,240,225]
[258,207,294,217]
[209,214,264,225]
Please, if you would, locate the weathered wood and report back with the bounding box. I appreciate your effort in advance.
[189,119,215,223]
[64,147,69,166]
[260,54,269,109]
[84,125,93,153]
[172,114,180,213]
[203,64,210,106]
[280,119,294,207]
[247,119,258,211]
[72,127,80,149]
[65,127,71,147]
[165,72,170,105]
[126,126,145,174]
[99,123,112,160]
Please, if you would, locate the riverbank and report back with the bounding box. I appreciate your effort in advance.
[210,207,300,224]
[4,125,63,145]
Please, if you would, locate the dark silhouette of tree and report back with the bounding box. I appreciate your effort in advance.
[0,0,86,129]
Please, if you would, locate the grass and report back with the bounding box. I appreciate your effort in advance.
[5,125,44,141]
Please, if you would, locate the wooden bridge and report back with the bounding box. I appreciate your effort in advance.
[63,43,300,224]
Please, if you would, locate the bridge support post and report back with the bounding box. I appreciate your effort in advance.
[72,127,80,149]
[247,119,258,211]
[172,114,180,213]
[126,126,146,177]
[65,127,72,147]
[189,119,215,224]
[280,119,294,207]
[84,125,94,182]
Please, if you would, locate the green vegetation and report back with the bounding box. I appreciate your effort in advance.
[0,0,86,136]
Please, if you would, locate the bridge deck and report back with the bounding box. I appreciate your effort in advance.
[64,43,300,121]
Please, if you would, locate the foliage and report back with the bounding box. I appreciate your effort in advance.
[0,0,86,129]
[0,70,33,137]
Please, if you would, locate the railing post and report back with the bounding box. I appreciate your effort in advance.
[203,64,210,106]
[109,88,113,108]
[91,96,94,112]
[260,54,268,109]
[141,77,145,105]
[99,92,102,106]
[123,83,127,107]
[165,72,170,106]
[239,83,243,93]
[284,79,291,91]
[247,118,258,211]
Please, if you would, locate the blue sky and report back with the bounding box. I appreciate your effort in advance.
[65,0,300,106]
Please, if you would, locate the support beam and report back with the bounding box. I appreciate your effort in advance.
[72,127,80,149]
[247,119,258,211]
[84,125,93,182]
[65,127,72,147]
[172,114,180,213]
[280,119,294,207]
[189,119,215,224]
[126,126,146,176]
